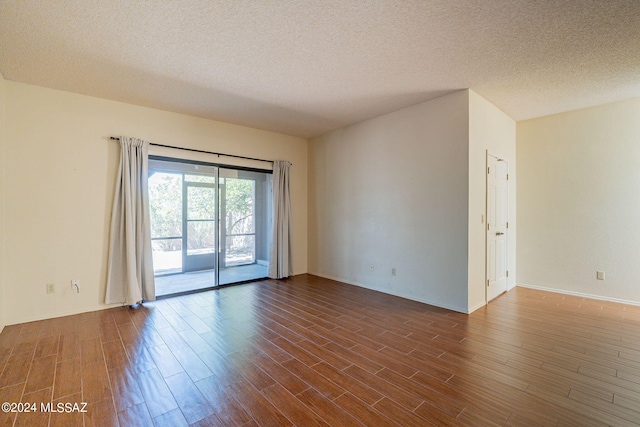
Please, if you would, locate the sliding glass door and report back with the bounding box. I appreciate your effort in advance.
[184,178,216,272]
[148,158,271,297]
[219,168,271,285]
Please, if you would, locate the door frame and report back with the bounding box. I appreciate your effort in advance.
[485,151,509,303]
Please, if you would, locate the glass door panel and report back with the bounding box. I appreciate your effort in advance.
[219,168,271,285]
[224,177,255,266]
[149,172,183,275]
[184,183,216,272]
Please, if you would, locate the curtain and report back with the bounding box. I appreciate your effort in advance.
[268,160,293,279]
[105,136,155,304]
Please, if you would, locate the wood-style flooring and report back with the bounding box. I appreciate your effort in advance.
[0,274,639,426]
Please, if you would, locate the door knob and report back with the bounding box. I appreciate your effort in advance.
[496,232,504,236]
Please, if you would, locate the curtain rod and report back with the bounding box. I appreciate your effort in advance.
[109,136,275,164]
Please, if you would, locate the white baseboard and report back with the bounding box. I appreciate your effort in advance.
[307,271,469,314]
[517,283,640,307]
[468,301,487,313]
[307,271,364,288]
[6,303,125,326]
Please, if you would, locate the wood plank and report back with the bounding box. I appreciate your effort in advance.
[0,275,637,426]
[260,383,329,427]
[227,379,293,427]
[136,368,179,418]
[109,365,145,412]
[164,371,215,424]
[195,375,254,426]
[24,354,57,394]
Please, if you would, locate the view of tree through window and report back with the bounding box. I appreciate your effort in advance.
[225,178,255,265]
[187,185,215,255]
[148,171,260,272]
[149,173,182,243]
[149,172,183,274]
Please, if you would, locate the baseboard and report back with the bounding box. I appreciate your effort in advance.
[308,271,469,314]
[5,303,124,326]
[517,283,640,307]
[468,301,487,313]
[307,271,370,290]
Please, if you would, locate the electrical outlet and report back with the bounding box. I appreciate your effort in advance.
[370,265,375,272]
[391,268,396,276]
[46,283,55,294]
[596,271,605,280]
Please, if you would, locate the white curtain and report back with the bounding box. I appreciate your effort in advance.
[268,160,293,279]
[105,136,155,304]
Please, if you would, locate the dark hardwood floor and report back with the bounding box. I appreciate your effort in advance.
[0,274,639,426]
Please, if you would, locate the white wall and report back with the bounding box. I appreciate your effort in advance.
[309,91,471,313]
[468,91,516,311]
[517,97,640,304]
[3,81,308,325]
[0,72,6,332]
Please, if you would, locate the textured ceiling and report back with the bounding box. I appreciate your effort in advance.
[1,1,639,138]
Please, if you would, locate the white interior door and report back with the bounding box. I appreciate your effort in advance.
[486,154,508,302]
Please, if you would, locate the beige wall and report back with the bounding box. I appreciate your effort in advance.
[517,97,640,304]
[309,91,471,312]
[468,90,516,311]
[3,81,307,325]
[0,72,6,331]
